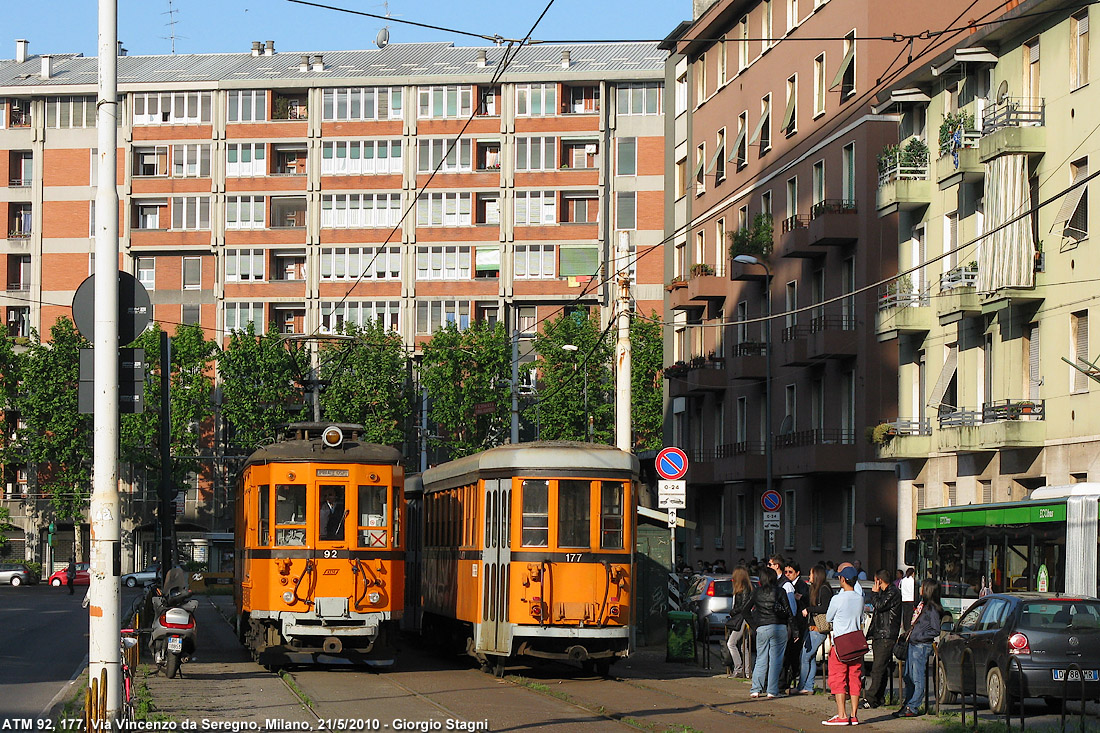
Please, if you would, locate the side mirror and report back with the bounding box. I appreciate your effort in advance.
[904,539,921,568]
[940,620,955,633]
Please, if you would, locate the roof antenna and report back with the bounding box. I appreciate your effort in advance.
[161,0,187,54]
[375,0,395,49]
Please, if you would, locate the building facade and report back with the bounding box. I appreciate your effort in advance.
[0,39,666,570]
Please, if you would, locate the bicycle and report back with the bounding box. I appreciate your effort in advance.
[119,628,138,721]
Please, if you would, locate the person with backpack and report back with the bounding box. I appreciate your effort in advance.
[745,566,790,698]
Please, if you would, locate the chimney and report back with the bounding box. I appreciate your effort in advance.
[40,55,52,80]
[312,54,324,72]
[299,54,310,72]
[264,40,275,56]
[117,41,127,56]
[476,49,487,68]
[561,50,571,69]
[15,39,28,64]
[252,41,263,57]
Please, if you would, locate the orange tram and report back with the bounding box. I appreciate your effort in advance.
[406,441,638,676]
[234,423,404,668]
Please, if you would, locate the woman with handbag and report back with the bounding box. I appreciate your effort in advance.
[745,567,790,698]
[896,579,944,718]
[822,566,866,725]
[798,563,834,694]
[725,567,754,678]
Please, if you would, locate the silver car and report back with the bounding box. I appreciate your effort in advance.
[0,561,39,586]
[685,573,736,635]
[121,562,161,588]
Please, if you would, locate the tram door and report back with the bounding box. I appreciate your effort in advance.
[479,480,511,655]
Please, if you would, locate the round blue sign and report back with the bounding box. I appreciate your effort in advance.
[761,490,782,511]
[655,447,689,480]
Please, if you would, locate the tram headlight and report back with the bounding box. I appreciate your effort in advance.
[368,591,381,604]
[282,591,295,604]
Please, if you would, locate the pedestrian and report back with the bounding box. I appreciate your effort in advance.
[745,566,790,698]
[781,559,808,692]
[825,560,837,579]
[861,569,902,709]
[836,562,864,596]
[853,560,868,581]
[894,569,904,588]
[66,557,76,595]
[714,558,728,573]
[798,563,833,694]
[896,579,944,718]
[725,566,754,678]
[900,567,916,631]
[823,566,865,726]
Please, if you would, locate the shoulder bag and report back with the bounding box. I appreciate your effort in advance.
[833,629,869,665]
[813,612,832,634]
[893,632,909,661]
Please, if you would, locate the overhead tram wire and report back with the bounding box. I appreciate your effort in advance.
[286,0,507,43]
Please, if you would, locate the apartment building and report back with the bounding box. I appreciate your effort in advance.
[871,0,1100,554]
[0,39,666,566]
[661,0,1010,570]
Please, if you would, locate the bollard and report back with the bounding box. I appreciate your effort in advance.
[959,647,978,731]
[1059,663,1087,733]
[1005,656,1026,731]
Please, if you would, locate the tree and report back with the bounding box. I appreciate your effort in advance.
[420,321,510,459]
[318,321,411,446]
[630,313,664,451]
[526,310,613,443]
[17,317,92,520]
[0,333,21,509]
[218,323,309,452]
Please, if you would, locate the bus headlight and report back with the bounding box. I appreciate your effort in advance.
[368,592,381,604]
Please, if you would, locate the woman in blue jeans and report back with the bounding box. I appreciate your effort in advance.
[745,567,790,697]
[897,579,944,717]
[798,563,833,693]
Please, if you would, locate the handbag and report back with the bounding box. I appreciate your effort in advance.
[833,629,869,665]
[893,636,909,661]
[813,612,832,634]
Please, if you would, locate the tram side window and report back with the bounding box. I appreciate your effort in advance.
[521,479,549,547]
[257,484,270,546]
[559,480,591,548]
[274,484,306,545]
[600,481,624,549]
[358,484,388,548]
[392,487,400,547]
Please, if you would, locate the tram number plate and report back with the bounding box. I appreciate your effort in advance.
[167,636,183,653]
[320,549,348,559]
[1052,669,1099,681]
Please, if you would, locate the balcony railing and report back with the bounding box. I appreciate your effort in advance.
[983,399,1045,422]
[941,264,978,290]
[938,409,982,428]
[810,199,857,219]
[889,417,932,436]
[878,286,930,310]
[691,441,766,462]
[774,428,855,448]
[878,154,929,186]
[938,130,981,159]
[981,97,1045,134]
[732,340,767,357]
[782,215,810,233]
[782,314,856,341]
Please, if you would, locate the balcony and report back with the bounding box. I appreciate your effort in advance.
[686,270,727,303]
[730,260,769,281]
[876,289,933,342]
[979,98,1046,163]
[780,313,857,365]
[937,131,983,190]
[808,200,859,246]
[979,399,1046,448]
[684,359,727,394]
[937,265,980,325]
[779,215,816,258]
[876,418,933,460]
[936,409,986,453]
[727,341,767,380]
[773,429,858,474]
[876,154,931,216]
[713,441,767,482]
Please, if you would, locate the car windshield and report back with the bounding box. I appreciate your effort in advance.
[1018,600,1100,630]
[711,580,734,597]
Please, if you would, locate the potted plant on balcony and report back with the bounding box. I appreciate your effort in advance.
[877,143,900,176]
[1008,400,1036,418]
[728,213,773,259]
[901,137,929,168]
[666,275,687,292]
[938,110,976,157]
[867,422,898,445]
[689,263,715,278]
[663,361,689,379]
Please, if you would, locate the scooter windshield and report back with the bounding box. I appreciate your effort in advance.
[162,567,189,597]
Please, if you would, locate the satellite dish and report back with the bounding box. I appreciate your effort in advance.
[375,27,390,49]
[778,414,794,435]
[996,80,1009,104]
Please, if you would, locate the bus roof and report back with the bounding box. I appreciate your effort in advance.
[915,483,1100,529]
[421,441,638,492]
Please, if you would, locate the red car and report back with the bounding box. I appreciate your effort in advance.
[47,562,90,586]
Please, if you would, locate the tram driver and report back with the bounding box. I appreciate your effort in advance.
[319,486,345,541]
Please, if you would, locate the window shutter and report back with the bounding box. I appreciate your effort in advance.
[515,194,528,225]
[559,245,599,277]
[1075,312,1089,392]
[749,98,770,144]
[1080,13,1090,35]
[1030,41,1040,63]
[832,43,856,89]
[1029,323,1041,400]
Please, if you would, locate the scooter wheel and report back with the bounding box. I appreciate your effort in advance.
[167,652,180,679]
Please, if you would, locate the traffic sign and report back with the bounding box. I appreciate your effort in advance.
[667,507,678,528]
[761,490,783,511]
[658,480,686,508]
[473,401,496,416]
[763,511,780,530]
[71,272,152,345]
[656,447,689,480]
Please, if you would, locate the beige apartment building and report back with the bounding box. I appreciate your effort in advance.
[872,0,1100,553]
[0,39,666,568]
[662,0,1012,570]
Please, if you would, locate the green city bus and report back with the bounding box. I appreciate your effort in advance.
[905,484,1100,617]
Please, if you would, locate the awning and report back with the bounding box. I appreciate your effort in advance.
[931,46,998,77]
[927,344,958,410]
[749,98,770,144]
[705,145,723,174]
[475,246,500,270]
[831,43,855,89]
[729,123,747,162]
[871,88,931,114]
[693,152,705,180]
[1050,166,1088,231]
[780,90,796,132]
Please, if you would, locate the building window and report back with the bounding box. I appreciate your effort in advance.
[133,146,168,177]
[136,257,154,290]
[132,91,211,124]
[784,490,796,550]
[417,138,473,173]
[565,84,599,114]
[322,87,403,121]
[713,128,726,183]
[559,245,599,277]
[762,0,773,49]
[272,252,306,281]
[812,160,825,208]
[842,142,856,203]
[476,193,500,225]
[514,244,555,279]
[735,494,747,549]
[226,196,265,230]
[715,219,726,276]
[133,201,164,230]
[514,137,557,171]
[321,140,402,175]
[173,144,211,177]
[513,191,555,226]
[754,94,771,153]
[416,245,472,280]
[44,96,97,128]
[182,257,201,290]
[514,83,557,117]
[1060,157,1089,241]
[810,490,823,550]
[738,18,749,71]
[226,90,267,122]
[224,302,265,334]
[416,300,471,334]
[695,142,706,195]
[786,0,798,31]
[562,191,598,223]
[782,75,797,136]
[616,138,637,176]
[1074,12,1090,89]
[836,31,856,98]
[417,85,472,119]
[226,143,266,177]
[786,176,798,220]
[322,193,402,228]
[476,86,499,116]
[320,246,400,281]
[1025,37,1041,99]
[616,192,636,230]
[814,53,826,116]
[562,139,598,169]
[696,53,707,103]
[675,71,688,115]
[615,83,662,116]
[181,304,200,325]
[734,111,748,167]
[1072,310,1090,393]
[842,485,855,550]
[320,301,400,333]
[718,36,728,85]
[225,249,265,282]
[171,196,210,230]
[417,192,473,227]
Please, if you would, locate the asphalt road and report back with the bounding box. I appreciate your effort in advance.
[0,581,143,720]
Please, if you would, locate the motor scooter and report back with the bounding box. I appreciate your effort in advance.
[149,567,198,678]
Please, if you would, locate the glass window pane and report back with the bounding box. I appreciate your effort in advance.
[318,484,345,541]
[600,481,624,549]
[521,479,549,547]
[257,484,269,545]
[274,483,306,545]
[558,479,591,548]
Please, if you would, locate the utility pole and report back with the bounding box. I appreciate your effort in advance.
[90,0,121,717]
[510,329,520,444]
[615,232,632,452]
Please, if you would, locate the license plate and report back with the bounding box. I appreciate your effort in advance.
[167,636,183,653]
[1052,669,1099,681]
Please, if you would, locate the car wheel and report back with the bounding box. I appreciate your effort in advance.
[11,575,22,587]
[986,666,1010,715]
[936,660,958,704]
[51,578,61,587]
[125,577,137,588]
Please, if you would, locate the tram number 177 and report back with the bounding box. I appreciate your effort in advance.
[565,554,583,562]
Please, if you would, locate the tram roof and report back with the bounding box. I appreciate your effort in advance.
[421,441,638,491]
[242,439,402,469]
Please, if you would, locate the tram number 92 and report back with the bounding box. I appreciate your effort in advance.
[320,550,347,559]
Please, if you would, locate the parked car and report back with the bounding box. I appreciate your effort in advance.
[121,563,161,588]
[684,573,735,635]
[47,562,90,586]
[0,561,39,586]
[936,593,1100,714]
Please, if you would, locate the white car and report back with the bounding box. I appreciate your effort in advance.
[121,563,161,588]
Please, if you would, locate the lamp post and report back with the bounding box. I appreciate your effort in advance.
[561,344,590,441]
[733,254,773,555]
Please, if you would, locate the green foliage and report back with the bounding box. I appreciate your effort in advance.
[630,314,663,452]
[0,506,13,551]
[938,110,976,157]
[689,263,715,277]
[869,422,897,445]
[526,311,613,443]
[729,213,773,259]
[420,321,510,459]
[878,139,927,175]
[318,320,411,446]
[218,323,309,451]
[16,318,92,520]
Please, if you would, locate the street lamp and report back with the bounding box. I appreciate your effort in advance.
[733,254,774,555]
[561,344,590,442]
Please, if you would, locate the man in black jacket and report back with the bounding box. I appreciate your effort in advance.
[862,568,902,708]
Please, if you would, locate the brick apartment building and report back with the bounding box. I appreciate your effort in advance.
[0,39,666,570]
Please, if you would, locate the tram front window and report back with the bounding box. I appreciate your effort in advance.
[600,481,624,549]
[275,484,306,545]
[319,484,345,541]
[521,479,548,547]
[358,484,388,547]
[558,480,590,548]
